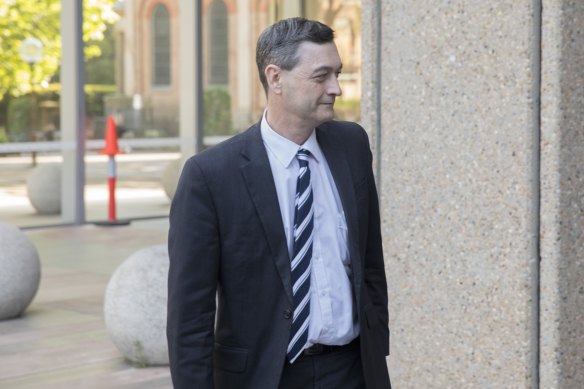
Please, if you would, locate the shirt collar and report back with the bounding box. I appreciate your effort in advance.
[260,110,322,168]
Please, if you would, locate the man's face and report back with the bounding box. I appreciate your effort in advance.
[279,41,343,128]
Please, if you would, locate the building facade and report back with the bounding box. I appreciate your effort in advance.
[112,0,362,137]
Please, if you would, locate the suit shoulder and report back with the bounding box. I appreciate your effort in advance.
[185,124,257,169]
[325,119,364,130]
[321,120,370,146]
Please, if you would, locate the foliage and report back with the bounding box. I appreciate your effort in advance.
[85,23,116,85]
[6,95,33,141]
[0,127,9,143]
[52,21,117,86]
[334,98,361,122]
[203,88,233,136]
[85,85,116,116]
[5,85,115,141]
[38,83,116,94]
[0,0,118,99]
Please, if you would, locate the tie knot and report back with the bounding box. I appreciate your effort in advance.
[296,149,311,166]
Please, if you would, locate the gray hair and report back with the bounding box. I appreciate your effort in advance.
[256,17,335,94]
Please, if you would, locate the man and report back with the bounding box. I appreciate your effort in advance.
[167,17,390,389]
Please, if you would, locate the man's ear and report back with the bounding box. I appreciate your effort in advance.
[265,64,282,95]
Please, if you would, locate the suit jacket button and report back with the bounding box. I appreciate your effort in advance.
[283,309,292,319]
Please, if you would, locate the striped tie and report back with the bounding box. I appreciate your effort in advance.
[287,148,314,363]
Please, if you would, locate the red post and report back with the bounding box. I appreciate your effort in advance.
[107,159,117,222]
[95,115,129,226]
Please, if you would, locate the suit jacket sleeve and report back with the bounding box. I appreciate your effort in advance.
[167,157,219,389]
[362,129,390,356]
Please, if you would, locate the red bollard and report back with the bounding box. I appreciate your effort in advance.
[95,115,130,226]
[107,157,117,222]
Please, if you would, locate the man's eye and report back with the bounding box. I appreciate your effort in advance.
[314,74,327,81]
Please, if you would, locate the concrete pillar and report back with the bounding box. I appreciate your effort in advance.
[363,0,584,386]
[60,0,85,224]
[280,1,301,19]
[235,0,253,130]
[540,1,584,387]
[123,0,136,95]
[178,0,203,158]
[360,0,584,386]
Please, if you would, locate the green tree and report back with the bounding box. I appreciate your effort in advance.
[0,0,118,99]
[85,22,116,85]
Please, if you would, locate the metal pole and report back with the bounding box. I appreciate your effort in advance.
[30,62,37,166]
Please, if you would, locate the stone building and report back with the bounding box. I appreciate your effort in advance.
[111,0,362,137]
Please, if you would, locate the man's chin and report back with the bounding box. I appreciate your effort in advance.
[320,105,335,117]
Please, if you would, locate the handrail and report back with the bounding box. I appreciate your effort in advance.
[0,136,230,154]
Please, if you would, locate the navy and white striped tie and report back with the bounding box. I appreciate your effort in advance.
[287,148,314,363]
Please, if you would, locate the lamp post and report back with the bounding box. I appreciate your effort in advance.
[19,38,43,166]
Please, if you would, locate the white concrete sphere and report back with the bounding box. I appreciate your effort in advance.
[104,245,169,366]
[0,222,41,320]
[26,164,61,214]
[161,159,180,200]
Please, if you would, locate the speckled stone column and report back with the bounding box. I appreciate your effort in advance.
[361,0,556,387]
[540,1,584,388]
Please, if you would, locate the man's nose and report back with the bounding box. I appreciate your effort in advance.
[328,78,342,96]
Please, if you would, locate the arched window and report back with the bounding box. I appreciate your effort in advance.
[152,4,171,86]
[208,0,229,86]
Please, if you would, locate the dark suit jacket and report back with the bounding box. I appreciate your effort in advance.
[167,120,390,389]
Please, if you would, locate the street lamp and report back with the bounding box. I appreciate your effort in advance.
[19,38,43,165]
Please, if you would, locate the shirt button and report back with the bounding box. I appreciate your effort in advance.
[283,309,292,320]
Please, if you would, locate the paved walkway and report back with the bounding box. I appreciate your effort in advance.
[0,219,173,388]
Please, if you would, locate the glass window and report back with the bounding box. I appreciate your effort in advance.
[202,0,362,140]
[304,0,362,123]
[0,0,362,228]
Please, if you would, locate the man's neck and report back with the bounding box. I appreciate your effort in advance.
[265,106,314,146]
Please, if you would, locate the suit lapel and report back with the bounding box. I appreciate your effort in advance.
[240,124,293,305]
[316,124,363,307]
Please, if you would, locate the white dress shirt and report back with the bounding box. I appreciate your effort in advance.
[260,112,359,347]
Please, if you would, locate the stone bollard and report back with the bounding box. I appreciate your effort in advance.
[26,164,61,214]
[104,245,169,366]
[0,222,41,320]
[161,158,180,201]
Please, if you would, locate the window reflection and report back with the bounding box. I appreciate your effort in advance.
[203,0,361,136]
[0,0,362,227]
[114,0,362,136]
